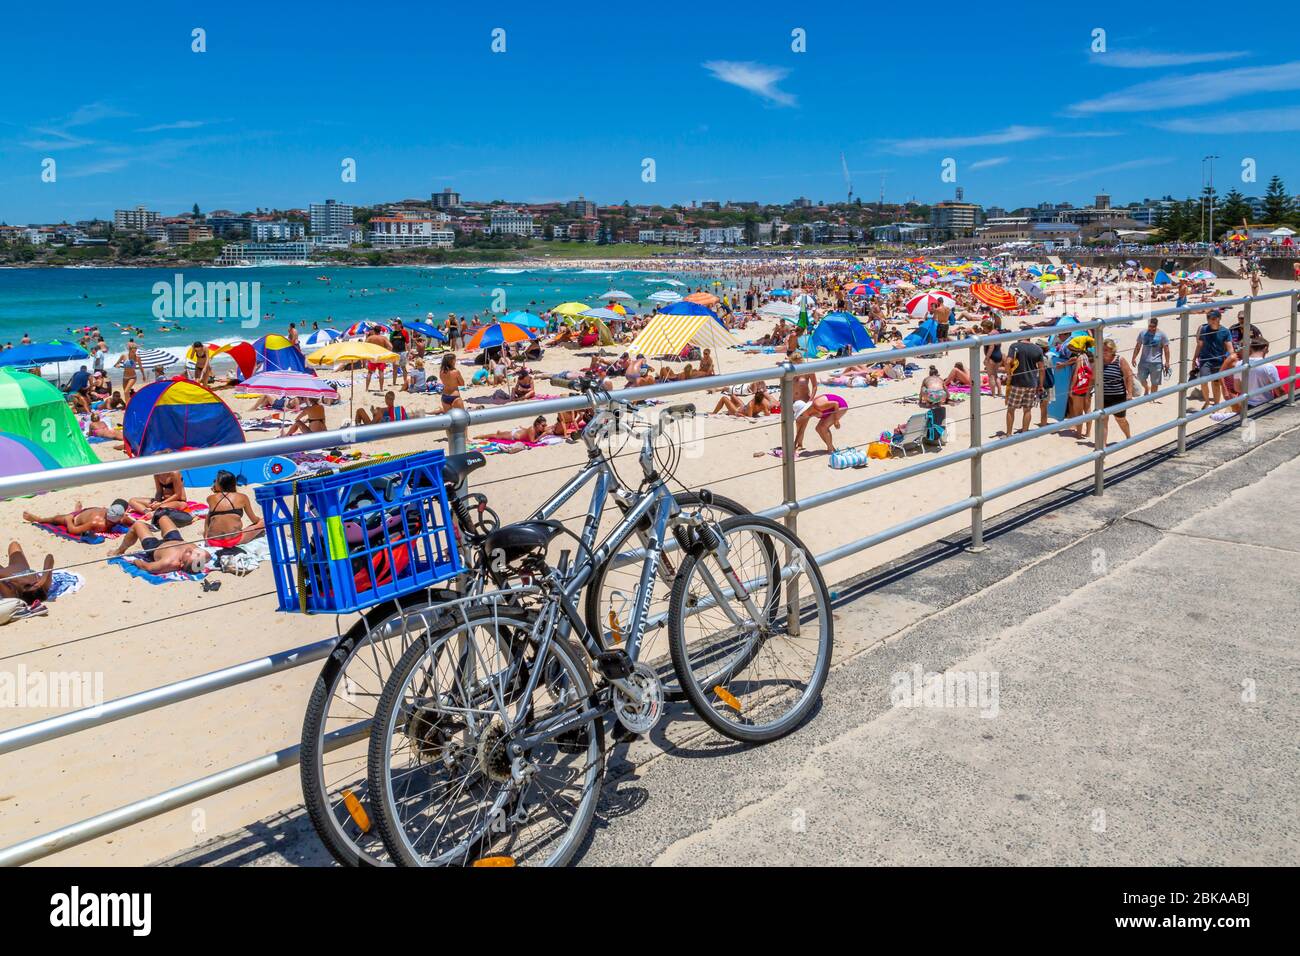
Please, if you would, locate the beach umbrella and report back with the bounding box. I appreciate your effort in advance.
[971,284,1018,311]
[1190,270,1215,280]
[1018,280,1046,301]
[1039,273,1061,283]
[403,321,447,341]
[345,320,389,337]
[552,302,590,317]
[793,293,817,308]
[0,342,90,369]
[300,328,341,349]
[1125,259,1138,266]
[649,290,682,303]
[464,321,535,351]
[599,290,634,301]
[136,348,180,370]
[657,299,719,320]
[306,340,398,367]
[579,307,624,321]
[501,310,547,330]
[904,291,955,318]
[240,370,338,400]
[768,288,792,297]
[758,301,800,319]
[684,291,720,308]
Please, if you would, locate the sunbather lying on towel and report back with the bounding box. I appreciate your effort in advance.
[24,499,132,537]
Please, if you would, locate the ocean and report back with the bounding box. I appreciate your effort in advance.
[0,264,701,375]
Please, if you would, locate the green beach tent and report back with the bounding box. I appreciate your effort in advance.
[0,368,99,470]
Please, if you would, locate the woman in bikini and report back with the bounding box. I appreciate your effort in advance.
[793,394,848,454]
[128,471,185,516]
[116,340,140,400]
[204,470,265,549]
[512,367,535,402]
[285,398,327,435]
[477,415,548,444]
[439,353,465,411]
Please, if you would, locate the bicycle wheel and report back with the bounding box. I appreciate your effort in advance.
[584,490,750,700]
[368,607,604,866]
[668,515,833,744]
[300,589,463,867]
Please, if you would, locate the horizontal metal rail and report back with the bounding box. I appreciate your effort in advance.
[1,286,1296,866]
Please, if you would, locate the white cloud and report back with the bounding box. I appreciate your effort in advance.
[880,125,1048,154]
[136,120,208,133]
[1070,60,1300,113]
[702,61,796,107]
[969,157,1010,170]
[1090,50,1248,69]
[1153,106,1300,134]
[1040,156,1174,186]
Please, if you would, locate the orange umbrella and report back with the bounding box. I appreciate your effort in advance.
[971,283,1018,310]
[464,321,534,351]
[684,291,720,307]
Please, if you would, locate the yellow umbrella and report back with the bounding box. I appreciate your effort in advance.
[552,302,590,316]
[306,341,398,414]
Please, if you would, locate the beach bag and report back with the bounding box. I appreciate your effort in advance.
[830,448,868,469]
[868,442,892,460]
[0,598,24,626]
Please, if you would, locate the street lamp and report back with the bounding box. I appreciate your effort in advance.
[1203,155,1219,246]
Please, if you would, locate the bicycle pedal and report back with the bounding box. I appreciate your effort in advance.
[594,649,634,681]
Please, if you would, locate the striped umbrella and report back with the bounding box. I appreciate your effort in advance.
[971,284,1018,310]
[599,290,634,301]
[136,348,179,370]
[300,328,341,349]
[240,371,338,400]
[345,320,389,337]
[464,321,535,351]
[649,290,682,303]
[903,292,955,318]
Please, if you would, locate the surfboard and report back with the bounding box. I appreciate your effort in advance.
[183,454,296,489]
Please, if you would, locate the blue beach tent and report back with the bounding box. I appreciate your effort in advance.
[810,312,875,353]
[902,318,938,349]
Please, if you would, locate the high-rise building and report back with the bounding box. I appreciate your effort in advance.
[309,199,355,237]
[565,195,598,218]
[113,205,161,231]
[930,201,982,238]
[430,188,462,209]
[489,209,534,236]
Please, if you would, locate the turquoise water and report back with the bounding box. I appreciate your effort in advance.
[0,264,697,367]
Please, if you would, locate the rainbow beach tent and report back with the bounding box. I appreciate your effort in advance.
[122,378,244,457]
[0,368,99,469]
[253,334,308,374]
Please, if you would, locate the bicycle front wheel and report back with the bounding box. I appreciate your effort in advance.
[668,515,833,744]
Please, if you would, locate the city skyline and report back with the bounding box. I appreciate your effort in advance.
[1,0,1297,223]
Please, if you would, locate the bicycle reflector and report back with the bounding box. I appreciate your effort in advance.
[714,686,742,712]
[471,856,517,867]
[342,789,371,833]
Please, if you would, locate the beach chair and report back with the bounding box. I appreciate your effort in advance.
[890,413,929,456]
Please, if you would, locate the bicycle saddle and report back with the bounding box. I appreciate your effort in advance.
[442,451,486,489]
[482,520,564,565]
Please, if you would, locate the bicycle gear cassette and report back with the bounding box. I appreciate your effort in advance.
[612,661,665,736]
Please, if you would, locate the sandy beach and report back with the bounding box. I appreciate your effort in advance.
[1,263,1295,866]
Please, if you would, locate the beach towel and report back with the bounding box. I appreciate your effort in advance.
[47,570,84,600]
[33,521,122,545]
[109,556,205,585]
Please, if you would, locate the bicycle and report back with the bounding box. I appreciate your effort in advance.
[298,384,748,867]
[364,396,832,865]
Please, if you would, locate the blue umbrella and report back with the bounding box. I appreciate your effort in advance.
[0,342,90,368]
[657,300,718,318]
[769,288,793,297]
[403,321,447,341]
[502,310,547,330]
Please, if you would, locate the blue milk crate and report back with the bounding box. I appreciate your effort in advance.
[254,450,463,614]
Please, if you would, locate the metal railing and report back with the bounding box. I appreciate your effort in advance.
[1,288,1297,866]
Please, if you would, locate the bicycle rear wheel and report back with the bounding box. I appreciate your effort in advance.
[368,608,604,866]
[667,515,833,744]
[584,490,750,700]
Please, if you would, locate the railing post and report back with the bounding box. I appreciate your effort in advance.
[779,366,801,632]
[447,405,469,461]
[1289,291,1297,407]
[967,342,987,552]
[1176,309,1190,455]
[1239,299,1253,426]
[1093,320,1105,495]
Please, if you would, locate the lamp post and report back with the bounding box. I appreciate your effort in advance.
[1206,155,1219,248]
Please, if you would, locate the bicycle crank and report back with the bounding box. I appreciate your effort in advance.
[611,661,665,736]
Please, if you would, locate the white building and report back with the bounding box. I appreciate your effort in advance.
[250,220,305,242]
[698,226,743,244]
[489,209,534,236]
[309,200,355,237]
[217,241,312,265]
[367,217,455,248]
[114,205,161,231]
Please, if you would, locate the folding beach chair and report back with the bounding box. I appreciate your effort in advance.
[890,413,930,457]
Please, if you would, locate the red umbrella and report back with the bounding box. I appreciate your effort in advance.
[904,292,955,318]
[971,283,1018,310]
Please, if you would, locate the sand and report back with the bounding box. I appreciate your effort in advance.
[1,265,1295,866]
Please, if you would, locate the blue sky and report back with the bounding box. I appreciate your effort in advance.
[1,0,1297,222]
